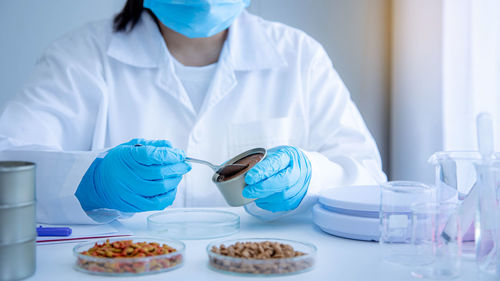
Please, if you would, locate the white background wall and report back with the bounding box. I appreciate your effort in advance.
[249,0,391,176]
[391,0,443,183]
[0,0,391,176]
[0,0,125,109]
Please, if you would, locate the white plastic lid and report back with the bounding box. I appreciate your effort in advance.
[318,185,380,213]
[312,204,380,241]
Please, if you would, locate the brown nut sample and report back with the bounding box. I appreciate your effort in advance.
[211,241,304,259]
[209,241,315,275]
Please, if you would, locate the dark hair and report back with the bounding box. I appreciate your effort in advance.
[114,0,155,32]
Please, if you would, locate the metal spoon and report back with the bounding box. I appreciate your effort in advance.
[132,144,247,174]
[185,157,248,174]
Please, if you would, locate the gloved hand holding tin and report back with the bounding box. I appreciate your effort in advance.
[243,146,311,212]
[212,146,311,211]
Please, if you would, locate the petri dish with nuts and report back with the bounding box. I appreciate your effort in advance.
[207,238,316,276]
[73,237,184,276]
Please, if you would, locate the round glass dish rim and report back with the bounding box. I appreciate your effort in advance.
[380,181,434,193]
[206,238,317,264]
[410,202,460,214]
[147,208,240,227]
[429,151,500,161]
[73,236,185,263]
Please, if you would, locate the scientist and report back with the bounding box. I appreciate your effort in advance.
[0,0,386,224]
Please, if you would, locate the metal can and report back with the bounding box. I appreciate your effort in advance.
[0,161,36,280]
[0,162,35,206]
[212,148,266,207]
[0,202,36,244]
[0,239,36,281]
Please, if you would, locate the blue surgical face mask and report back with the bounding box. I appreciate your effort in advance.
[144,0,251,38]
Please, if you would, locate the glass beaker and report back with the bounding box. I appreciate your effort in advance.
[379,181,436,265]
[429,151,484,258]
[411,203,462,279]
[429,151,481,202]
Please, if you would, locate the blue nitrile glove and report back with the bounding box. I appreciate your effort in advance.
[75,139,191,212]
[242,146,312,212]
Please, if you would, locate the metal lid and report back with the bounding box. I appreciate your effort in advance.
[0,161,35,172]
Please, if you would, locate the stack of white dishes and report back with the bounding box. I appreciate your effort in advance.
[312,185,381,241]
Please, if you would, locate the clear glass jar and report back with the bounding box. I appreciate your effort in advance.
[379,181,436,265]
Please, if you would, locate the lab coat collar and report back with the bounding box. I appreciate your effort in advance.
[225,11,288,70]
[106,11,287,70]
[107,12,164,68]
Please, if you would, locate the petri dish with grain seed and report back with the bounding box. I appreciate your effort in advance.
[207,238,316,276]
[73,237,184,276]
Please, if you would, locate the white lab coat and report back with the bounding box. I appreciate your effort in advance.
[0,11,386,224]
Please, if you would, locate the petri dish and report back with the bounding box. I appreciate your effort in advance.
[147,209,240,240]
[207,238,316,276]
[73,237,184,276]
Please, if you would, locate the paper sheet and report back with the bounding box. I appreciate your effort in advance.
[36,221,132,245]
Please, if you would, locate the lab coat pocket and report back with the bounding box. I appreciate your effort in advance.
[227,117,306,157]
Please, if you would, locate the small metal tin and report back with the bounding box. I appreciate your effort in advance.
[0,162,35,206]
[0,203,36,244]
[0,239,36,281]
[212,148,266,207]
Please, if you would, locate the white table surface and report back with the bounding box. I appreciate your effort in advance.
[29,208,478,281]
